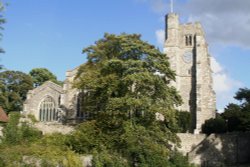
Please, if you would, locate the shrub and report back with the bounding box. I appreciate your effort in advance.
[169,151,196,167]
[202,117,227,134]
[1,112,41,145]
[176,111,191,133]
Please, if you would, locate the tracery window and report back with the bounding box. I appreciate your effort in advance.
[39,96,57,122]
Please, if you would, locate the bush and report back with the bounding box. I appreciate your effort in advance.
[1,112,21,144]
[1,112,41,145]
[176,111,191,133]
[202,117,227,134]
[27,114,38,123]
[169,151,196,167]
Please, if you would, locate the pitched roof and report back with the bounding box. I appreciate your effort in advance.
[0,107,8,122]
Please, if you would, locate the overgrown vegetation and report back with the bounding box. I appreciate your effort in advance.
[176,111,191,133]
[0,113,83,167]
[68,33,193,167]
[202,88,250,134]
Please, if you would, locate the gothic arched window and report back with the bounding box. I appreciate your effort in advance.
[39,96,57,122]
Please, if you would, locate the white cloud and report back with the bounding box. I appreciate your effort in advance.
[210,57,243,111]
[210,56,222,74]
[155,29,165,46]
[211,57,242,93]
[183,0,250,48]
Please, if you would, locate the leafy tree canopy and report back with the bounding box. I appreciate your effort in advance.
[0,70,33,112]
[202,117,227,134]
[203,88,250,133]
[222,88,250,132]
[234,88,250,111]
[29,68,62,87]
[70,33,190,167]
[75,33,181,124]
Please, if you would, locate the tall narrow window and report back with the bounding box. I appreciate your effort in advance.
[188,35,193,46]
[76,91,90,120]
[39,96,57,122]
[185,36,189,46]
[185,35,193,46]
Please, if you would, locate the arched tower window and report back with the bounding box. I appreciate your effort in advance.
[39,96,57,122]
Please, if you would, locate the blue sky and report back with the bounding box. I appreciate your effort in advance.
[1,0,250,112]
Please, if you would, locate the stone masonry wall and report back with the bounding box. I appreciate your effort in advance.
[177,133,206,154]
[178,133,250,167]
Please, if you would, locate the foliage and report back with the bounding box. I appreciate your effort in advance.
[234,88,250,113]
[202,88,250,133]
[93,150,129,167]
[1,112,21,144]
[176,111,191,133]
[27,114,38,123]
[70,33,192,166]
[221,88,250,132]
[68,121,193,167]
[168,151,195,167]
[0,129,82,167]
[1,112,42,145]
[0,70,33,112]
[75,33,181,126]
[29,68,62,87]
[222,103,250,132]
[202,116,227,134]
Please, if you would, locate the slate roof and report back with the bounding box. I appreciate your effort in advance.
[0,107,8,122]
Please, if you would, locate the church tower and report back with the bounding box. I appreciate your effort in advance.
[163,12,216,133]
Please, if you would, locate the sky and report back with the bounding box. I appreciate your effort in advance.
[1,0,250,112]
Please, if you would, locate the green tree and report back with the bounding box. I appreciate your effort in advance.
[176,111,191,133]
[202,88,250,133]
[75,33,181,124]
[234,88,250,112]
[220,88,250,132]
[222,103,250,132]
[227,88,250,131]
[0,70,33,112]
[202,116,227,134]
[69,33,193,167]
[29,68,62,87]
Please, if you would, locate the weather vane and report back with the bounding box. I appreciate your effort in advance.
[170,0,174,13]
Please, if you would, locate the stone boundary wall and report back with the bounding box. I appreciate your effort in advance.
[177,133,206,154]
[178,133,250,167]
[34,122,74,135]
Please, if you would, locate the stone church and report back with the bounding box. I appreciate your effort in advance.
[23,12,216,134]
